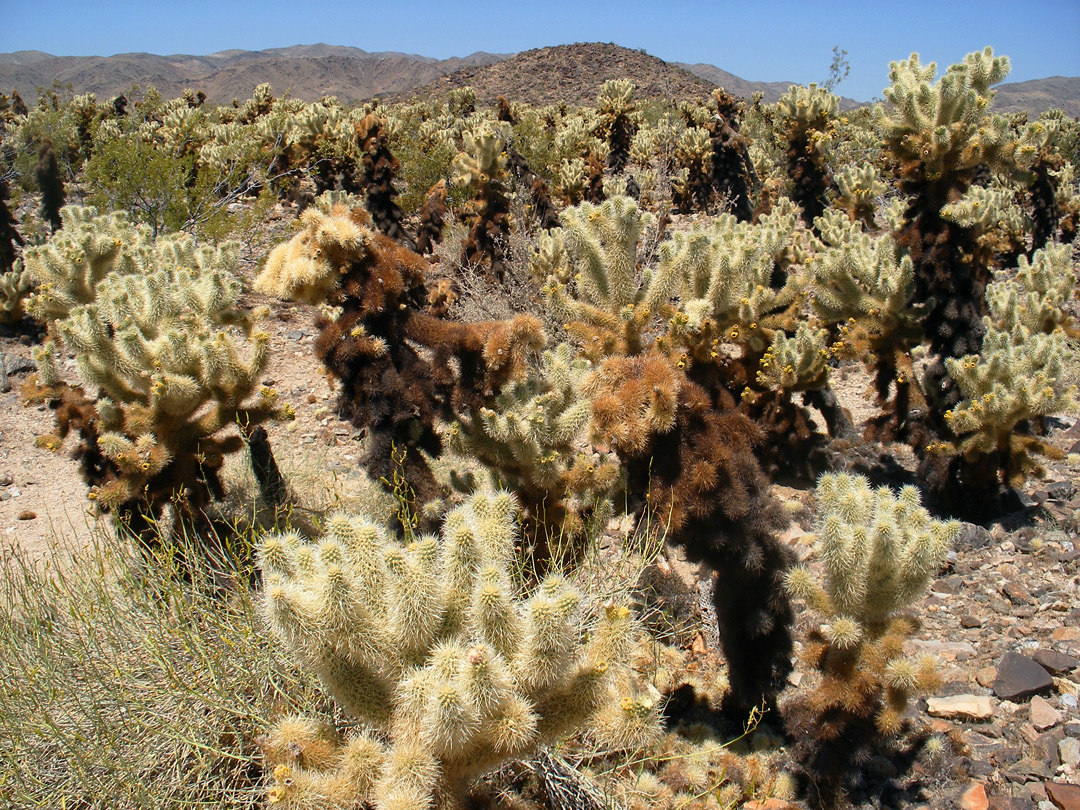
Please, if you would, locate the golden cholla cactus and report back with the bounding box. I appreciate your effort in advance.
[23,205,153,323]
[756,323,830,393]
[0,259,33,324]
[256,201,369,304]
[536,196,655,360]
[985,242,1078,336]
[259,490,659,810]
[777,83,839,226]
[807,222,928,441]
[938,326,1077,486]
[24,211,280,542]
[833,163,886,228]
[784,473,959,807]
[878,47,1012,185]
[446,343,621,551]
[648,199,803,357]
[597,79,638,173]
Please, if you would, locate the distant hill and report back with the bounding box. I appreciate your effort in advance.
[0,45,508,105]
[992,76,1080,119]
[0,43,1075,118]
[392,43,718,106]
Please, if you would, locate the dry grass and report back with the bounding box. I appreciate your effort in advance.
[0,526,328,809]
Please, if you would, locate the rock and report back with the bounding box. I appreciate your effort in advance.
[957,522,995,550]
[1005,759,1054,783]
[1046,781,1080,810]
[1048,480,1077,500]
[960,782,990,810]
[987,795,1036,810]
[1004,583,1034,604]
[926,694,995,721]
[993,652,1055,700]
[977,666,999,688]
[963,615,985,628]
[912,639,979,661]
[1060,737,1080,769]
[1034,649,1080,674]
[1031,696,1063,731]
[934,575,964,594]
[1052,627,1080,642]
[17,510,35,520]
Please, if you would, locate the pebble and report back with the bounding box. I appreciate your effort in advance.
[911,639,978,661]
[1045,781,1080,810]
[1034,649,1080,675]
[17,510,35,520]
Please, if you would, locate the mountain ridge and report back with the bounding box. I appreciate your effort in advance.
[0,42,1075,116]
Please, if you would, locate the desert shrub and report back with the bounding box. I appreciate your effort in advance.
[83,131,199,236]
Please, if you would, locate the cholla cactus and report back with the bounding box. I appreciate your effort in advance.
[785,473,960,808]
[0,260,33,325]
[453,126,512,280]
[1013,113,1076,250]
[555,157,588,206]
[22,206,150,322]
[649,201,802,357]
[834,164,886,228]
[672,125,712,214]
[756,323,830,393]
[935,326,1077,492]
[941,181,1028,268]
[446,343,621,551]
[776,83,838,227]
[356,112,409,243]
[24,213,278,540]
[0,177,23,275]
[985,242,1078,335]
[597,79,638,173]
[878,47,1012,358]
[807,223,928,440]
[536,196,655,360]
[703,87,755,222]
[258,200,544,523]
[878,48,1012,189]
[587,352,796,722]
[259,490,659,810]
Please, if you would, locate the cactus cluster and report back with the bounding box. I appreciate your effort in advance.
[257,198,544,522]
[785,473,960,808]
[23,205,279,541]
[445,343,621,554]
[259,490,659,810]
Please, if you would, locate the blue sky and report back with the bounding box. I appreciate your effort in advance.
[2,0,1078,102]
